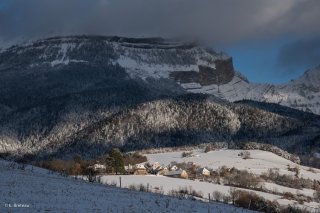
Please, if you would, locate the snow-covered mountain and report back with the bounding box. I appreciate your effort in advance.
[197,67,320,115]
[0,36,319,159]
[1,35,319,114]
[108,36,320,114]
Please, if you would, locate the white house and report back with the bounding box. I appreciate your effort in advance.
[170,165,178,171]
[197,168,210,176]
[124,164,133,171]
[90,163,106,172]
[135,164,146,170]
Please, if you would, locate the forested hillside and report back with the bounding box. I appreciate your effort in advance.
[38,94,319,159]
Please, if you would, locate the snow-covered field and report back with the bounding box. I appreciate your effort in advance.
[145,149,320,180]
[0,160,252,213]
[101,175,280,200]
[131,149,320,211]
[101,175,319,212]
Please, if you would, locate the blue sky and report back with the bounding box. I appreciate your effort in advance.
[226,36,320,84]
[226,38,299,84]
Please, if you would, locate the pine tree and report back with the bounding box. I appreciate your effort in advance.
[110,148,124,174]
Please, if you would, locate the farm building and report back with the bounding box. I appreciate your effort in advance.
[133,164,148,175]
[165,169,188,179]
[156,167,169,176]
[197,168,210,177]
[152,162,162,170]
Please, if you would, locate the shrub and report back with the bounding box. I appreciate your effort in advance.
[287,165,300,177]
[168,186,203,199]
[84,167,98,182]
[233,170,260,188]
[210,171,221,184]
[222,195,231,204]
[169,189,185,199]
[260,168,314,190]
[181,151,193,158]
[175,162,187,170]
[139,184,147,192]
[282,192,295,200]
[128,184,137,191]
[234,190,280,212]
[220,167,261,189]
[213,190,223,201]
[219,166,230,177]
[239,151,251,159]
[204,146,212,153]
[229,187,239,205]
[189,189,203,198]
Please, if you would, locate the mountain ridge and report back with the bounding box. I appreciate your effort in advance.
[0,35,319,159]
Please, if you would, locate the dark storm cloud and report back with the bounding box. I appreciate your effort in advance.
[276,37,320,73]
[0,0,320,46]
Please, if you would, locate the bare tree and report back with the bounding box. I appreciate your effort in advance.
[213,190,223,202]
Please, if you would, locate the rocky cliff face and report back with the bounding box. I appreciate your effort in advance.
[169,58,235,86]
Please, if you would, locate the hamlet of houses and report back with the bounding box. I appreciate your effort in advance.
[89,159,211,181]
[129,161,212,180]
